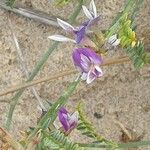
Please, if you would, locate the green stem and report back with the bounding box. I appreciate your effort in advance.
[78,141,150,149]
[68,0,84,23]
[27,78,81,143]
[5,0,83,131]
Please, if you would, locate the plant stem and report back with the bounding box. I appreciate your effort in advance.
[5,0,83,131]
[68,0,83,23]
[5,42,58,131]
[78,141,150,149]
[8,17,46,111]
[0,56,130,97]
[26,78,81,144]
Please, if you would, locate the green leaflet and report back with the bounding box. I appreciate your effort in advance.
[77,103,118,149]
[124,42,147,68]
[118,13,136,48]
[5,0,15,7]
[105,0,144,38]
[55,0,71,6]
[41,130,83,150]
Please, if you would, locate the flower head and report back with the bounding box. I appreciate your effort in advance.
[72,48,103,84]
[58,107,78,132]
[48,18,87,44]
[48,1,100,45]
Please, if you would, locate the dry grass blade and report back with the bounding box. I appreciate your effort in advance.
[8,17,46,110]
[0,2,59,27]
[0,69,76,96]
[0,56,130,97]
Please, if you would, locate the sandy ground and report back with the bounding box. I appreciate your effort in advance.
[0,0,150,149]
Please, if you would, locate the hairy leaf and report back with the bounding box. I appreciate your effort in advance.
[41,130,83,150]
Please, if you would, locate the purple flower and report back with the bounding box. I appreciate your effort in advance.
[48,18,87,44]
[48,1,100,45]
[58,107,78,132]
[72,48,103,84]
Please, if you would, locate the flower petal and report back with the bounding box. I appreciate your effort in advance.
[48,35,76,43]
[82,6,93,19]
[112,39,120,46]
[87,16,100,27]
[75,26,86,44]
[89,0,97,18]
[81,72,88,80]
[86,70,96,84]
[80,54,91,71]
[58,108,70,131]
[108,34,117,44]
[94,65,103,77]
[57,18,74,31]
[69,111,78,128]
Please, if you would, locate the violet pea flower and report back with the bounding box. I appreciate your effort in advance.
[72,48,103,84]
[48,18,87,44]
[48,0,100,45]
[58,107,78,133]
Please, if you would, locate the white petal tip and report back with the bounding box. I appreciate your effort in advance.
[82,5,93,19]
[48,35,76,43]
[57,18,74,31]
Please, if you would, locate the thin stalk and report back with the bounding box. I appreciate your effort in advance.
[5,0,83,131]
[8,17,46,111]
[5,42,58,131]
[68,0,83,23]
[0,56,130,97]
[26,78,81,144]
[0,2,59,27]
[78,141,150,149]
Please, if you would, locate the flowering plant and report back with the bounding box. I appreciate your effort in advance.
[1,0,150,150]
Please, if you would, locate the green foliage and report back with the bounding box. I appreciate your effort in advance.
[27,78,81,142]
[106,0,144,38]
[55,0,71,6]
[118,13,136,48]
[105,0,146,69]
[41,130,83,150]
[124,41,147,68]
[77,104,118,149]
[5,0,15,7]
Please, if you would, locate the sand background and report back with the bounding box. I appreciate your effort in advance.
[0,0,150,149]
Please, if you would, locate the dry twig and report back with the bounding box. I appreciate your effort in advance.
[0,56,130,97]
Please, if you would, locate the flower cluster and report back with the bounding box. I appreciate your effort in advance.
[48,0,120,84]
